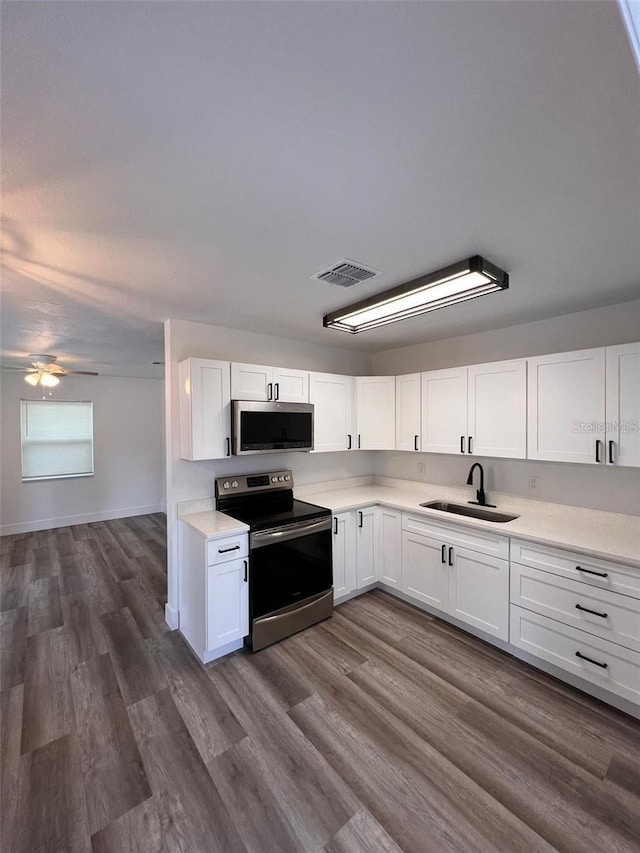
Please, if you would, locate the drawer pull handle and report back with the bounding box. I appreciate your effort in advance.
[448,546,454,567]
[441,544,446,564]
[576,565,608,579]
[575,651,608,669]
[218,544,241,553]
[575,603,608,619]
[243,560,248,582]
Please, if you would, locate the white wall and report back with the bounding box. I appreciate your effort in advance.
[372,301,640,515]
[0,372,164,534]
[164,318,373,627]
[372,300,640,374]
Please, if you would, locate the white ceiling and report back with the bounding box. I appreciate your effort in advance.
[2,1,639,378]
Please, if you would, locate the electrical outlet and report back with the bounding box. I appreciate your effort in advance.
[418,463,425,475]
[529,476,538,490]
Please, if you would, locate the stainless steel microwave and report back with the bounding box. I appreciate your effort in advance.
[232,401,314,455]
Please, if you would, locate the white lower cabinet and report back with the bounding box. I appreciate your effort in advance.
[332,505,384,602]
[400,514,510,641]
[332,511,356,600]
[402,531,449,609]
[449,546,509,640]
[510,606,640,706]
[378,507,402,588]
[206,558,249,649]
[355,506,378,587]
[179,524,249,664]
[509,537,640,708]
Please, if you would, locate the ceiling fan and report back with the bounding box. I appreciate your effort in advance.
[2,354,99,387]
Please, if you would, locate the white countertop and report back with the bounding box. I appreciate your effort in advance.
[299,477,640,568]
[180,510,249,540]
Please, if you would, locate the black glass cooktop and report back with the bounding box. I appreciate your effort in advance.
[218,494,330,532]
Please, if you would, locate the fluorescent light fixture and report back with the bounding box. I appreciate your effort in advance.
[323,255,509,333]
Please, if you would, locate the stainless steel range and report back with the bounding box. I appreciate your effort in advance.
[215,470,333,651]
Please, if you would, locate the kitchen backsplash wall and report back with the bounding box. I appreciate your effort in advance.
[374,452,640,516]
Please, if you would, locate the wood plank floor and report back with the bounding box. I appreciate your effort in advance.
[1,515,639,853]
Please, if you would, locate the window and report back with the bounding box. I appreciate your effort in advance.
[20,400,94,481]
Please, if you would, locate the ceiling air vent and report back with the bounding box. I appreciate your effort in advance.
[311,259,381,288]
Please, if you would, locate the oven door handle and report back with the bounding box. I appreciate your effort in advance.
[250,517,332,549]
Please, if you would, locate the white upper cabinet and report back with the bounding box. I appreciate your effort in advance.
[355,376,396,450]
[606,343,640,468]
[309,372,355,453]
[395,374,421,452]
[528,348,606,464]
[231,363,308,403]
[467,360,527,459]
[179,358,231,461]
[421,367,467,455]
[421,362,527,458]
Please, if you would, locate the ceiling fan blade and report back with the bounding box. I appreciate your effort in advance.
[0,365,33,371]
[63,370,100,376]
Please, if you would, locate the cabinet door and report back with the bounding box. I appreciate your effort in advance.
[448,547,509,640]
[395,374,421,452]
[273,368,309,403]
[421,368,468,455]
[355,507,378,587]
[332,512,356,600]
[379,508,402,589]
[309,372,355,452]
[467,360,527,459]
[401,531,448,610]
[206,557,249,650]
[606,342,640,468]
[179,358,231,461]
[355,376,396,450]
[231,363,271,401]
[527,348,605,464]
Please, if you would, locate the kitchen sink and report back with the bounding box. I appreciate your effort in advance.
[419,500,520,523]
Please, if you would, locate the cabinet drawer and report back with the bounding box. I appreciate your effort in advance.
[402,513,509,560]
[511,539,640,600]
[207,535,248,566]
[511,564,640,653]
[510,605,640,706]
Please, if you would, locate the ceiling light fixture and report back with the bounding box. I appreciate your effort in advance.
[24,372,60,387]
[323,255,508,334]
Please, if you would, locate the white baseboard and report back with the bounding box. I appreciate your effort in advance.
[164,602,179,631]
[0,504,165,536]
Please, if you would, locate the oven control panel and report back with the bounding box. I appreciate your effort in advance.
[215,470,293,496]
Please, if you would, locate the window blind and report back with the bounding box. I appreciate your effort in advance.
[20,400,94,481]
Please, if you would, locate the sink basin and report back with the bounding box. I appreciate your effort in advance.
[419,500,519,523]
